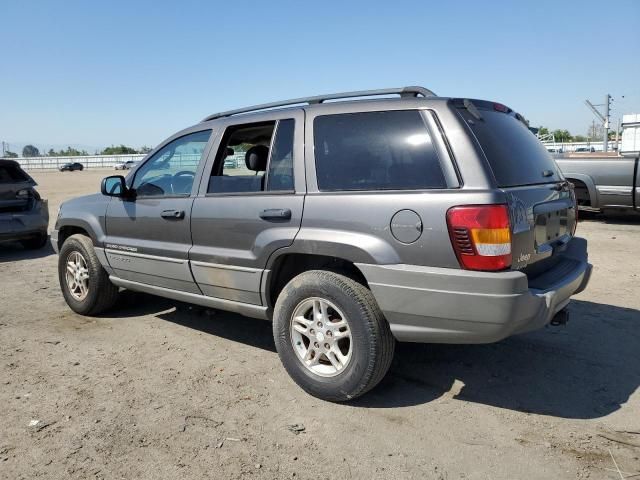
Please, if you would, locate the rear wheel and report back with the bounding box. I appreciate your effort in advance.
[273,270,395,401]
[58,234,119,315]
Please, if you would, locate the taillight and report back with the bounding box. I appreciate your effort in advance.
[569,184,578,235]
[446,205,512,271]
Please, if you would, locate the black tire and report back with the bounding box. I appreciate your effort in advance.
[20,232,48,250]
[58,234,119,315]
[273,270,395,401]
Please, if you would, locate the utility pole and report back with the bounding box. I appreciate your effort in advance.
[585,94,612,152]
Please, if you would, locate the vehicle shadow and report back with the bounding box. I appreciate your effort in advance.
[109,293,639,419]
[354,300,640,418]
[0,239,55,263]
[111,291,277,353]
[579,210,640,225]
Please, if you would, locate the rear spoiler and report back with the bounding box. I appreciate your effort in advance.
[452,98,530,128]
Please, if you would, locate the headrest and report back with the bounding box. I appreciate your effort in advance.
[245,145,269,171]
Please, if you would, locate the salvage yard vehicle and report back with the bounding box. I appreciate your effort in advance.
[114,160,138,170]
[555,154,640,212]
[53,86,592,401]
[0,159,49,249]
[59,162,84,172]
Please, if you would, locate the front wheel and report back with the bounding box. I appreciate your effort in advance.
[58,234,119,315]
[273,270,395,401]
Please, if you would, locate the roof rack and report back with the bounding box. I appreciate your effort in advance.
[202,86,436,122]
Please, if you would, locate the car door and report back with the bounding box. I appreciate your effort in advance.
[104,129,214,294]
[189,110,305,305]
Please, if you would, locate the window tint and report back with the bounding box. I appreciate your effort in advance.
[133,130,211,197]
[457,104,562,187]
[314,111,446,191]
[267,119,295,191]
[0,163,30,183]
[207,122,277,194]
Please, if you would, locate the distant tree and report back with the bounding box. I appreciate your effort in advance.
[22,145,40,157]
[537,126,550,137]
[573,135,587,142]
[552,129,573,142]
[48,146,89,157]
[608,130,621,140]
[101,144,138,155]
[3,150,18,158]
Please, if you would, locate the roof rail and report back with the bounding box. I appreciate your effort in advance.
[202,86,436,122]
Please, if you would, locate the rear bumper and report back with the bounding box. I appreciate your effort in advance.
[356,237,592,344]
[0,200,49,242]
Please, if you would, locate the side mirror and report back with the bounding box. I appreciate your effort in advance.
[101,175,128,197]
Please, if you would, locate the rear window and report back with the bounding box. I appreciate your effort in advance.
[457,103,562,187]
[0,163,30,183]
[314,110,446,191]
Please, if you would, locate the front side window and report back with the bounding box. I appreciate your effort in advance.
[133,130,212,197]
[313,110,446,191]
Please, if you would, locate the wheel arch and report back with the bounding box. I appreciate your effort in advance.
[263,252,370,310]
[564,173,598,209]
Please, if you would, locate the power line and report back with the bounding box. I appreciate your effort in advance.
[585,94,612,151]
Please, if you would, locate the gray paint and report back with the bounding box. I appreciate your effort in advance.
[53,89,593,345]
[357,237,591,343]
[556,155,640,210]
[109,276,269,320]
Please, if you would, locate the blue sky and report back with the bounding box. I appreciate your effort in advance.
[1,0,639,151]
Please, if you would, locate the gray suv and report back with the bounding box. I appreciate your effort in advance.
[53,87,592,401]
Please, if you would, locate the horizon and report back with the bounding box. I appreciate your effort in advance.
[2,0,639,150]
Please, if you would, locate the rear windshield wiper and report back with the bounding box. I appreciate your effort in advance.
[462,99,483,121]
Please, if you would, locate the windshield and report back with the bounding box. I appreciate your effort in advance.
[456,101,563,187]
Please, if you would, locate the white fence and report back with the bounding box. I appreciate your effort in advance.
[541,140,614,153]
[9,154,147,170]
[6,152,249,170]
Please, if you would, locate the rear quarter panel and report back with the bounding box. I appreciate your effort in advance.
[290,99,504,268]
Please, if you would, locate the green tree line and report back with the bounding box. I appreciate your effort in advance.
[17,144,153,157]
[537,126,621,143]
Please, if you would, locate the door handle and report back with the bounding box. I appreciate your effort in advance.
[259,208,292,220]
[161,209,185,219]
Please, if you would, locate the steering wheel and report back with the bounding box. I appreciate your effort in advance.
[171,170,195,194]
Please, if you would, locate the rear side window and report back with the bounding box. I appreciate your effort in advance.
[0,163,30,183]
[314,110,446,191]
[457,104,562,187]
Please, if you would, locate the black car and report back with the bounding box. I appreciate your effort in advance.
[0,160,49,248]
[59,162,84,172]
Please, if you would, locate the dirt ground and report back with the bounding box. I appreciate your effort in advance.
[1,170,639,479]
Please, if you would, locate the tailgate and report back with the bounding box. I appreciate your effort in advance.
[505,184,577,272]
[454,99,577,272]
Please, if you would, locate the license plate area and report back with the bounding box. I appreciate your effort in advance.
[534,208,571,253]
